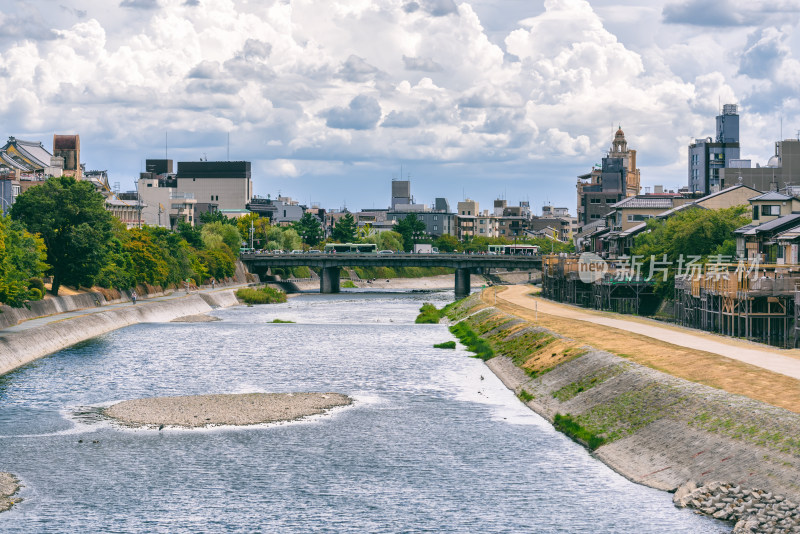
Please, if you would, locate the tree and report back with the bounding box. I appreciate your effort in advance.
[0,216,48,306]
[394,213,427,251]
[363,231,403,252]
[236,213,270,249]
[332,212,357,243]
[631,206,750,297]
[293,212,323,247]
[10,176,113,295]
[434,234,459,253]
[201,221,242,253]
[199,210,235,226]
[176,221,203,248]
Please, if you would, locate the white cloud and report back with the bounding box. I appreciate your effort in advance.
[1,0,800,210]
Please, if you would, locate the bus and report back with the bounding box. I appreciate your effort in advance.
[323,243,378,254]
[487,244,540,255]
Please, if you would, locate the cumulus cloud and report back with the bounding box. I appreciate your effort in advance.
[322,95,382,130]
[662,0,747,26]
[337,55,382,83]
[60,5,87,18]
[423,0,459,17]
[120,0,160,9]
[1,0,799,210]
[739,27,789,79]
[402,55,443,72]
[381,111,421,128]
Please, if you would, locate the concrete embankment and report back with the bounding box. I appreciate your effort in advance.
[445,295,800,532]
[0,290,239,377]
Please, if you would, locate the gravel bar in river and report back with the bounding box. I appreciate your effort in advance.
[104,392,352,428]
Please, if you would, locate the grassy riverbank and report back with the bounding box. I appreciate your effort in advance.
[439,293,800,530]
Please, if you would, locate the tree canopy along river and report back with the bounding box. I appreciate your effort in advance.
[0,290,726,533]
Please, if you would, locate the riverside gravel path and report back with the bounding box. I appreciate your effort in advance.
[496,284,800,381]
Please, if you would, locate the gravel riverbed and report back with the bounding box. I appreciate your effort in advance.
[0,473,20,513]
[104,392,352,428]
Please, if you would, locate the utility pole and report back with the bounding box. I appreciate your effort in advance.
[250,219,255,250]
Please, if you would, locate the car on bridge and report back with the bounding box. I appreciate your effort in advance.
[378,250,393,255]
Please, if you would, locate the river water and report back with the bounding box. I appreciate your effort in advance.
[0,290,726,533]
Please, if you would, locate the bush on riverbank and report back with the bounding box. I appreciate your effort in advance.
[271,319,294,323]
[449,321,494,361]
[553,413,606,450]
[415,303,443,323]
[341,280,357,288]
[433,341,456,349]
[235,286,287,304]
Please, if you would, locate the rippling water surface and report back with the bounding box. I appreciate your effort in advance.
[0,290,726,533]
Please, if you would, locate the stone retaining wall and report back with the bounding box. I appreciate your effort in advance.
[449,295,800,532]
[0,290,239,377]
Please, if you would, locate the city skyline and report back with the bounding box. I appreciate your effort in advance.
[2,0,800,212]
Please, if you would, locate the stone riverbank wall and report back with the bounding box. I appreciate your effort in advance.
[0,290,239,378]
[445,294,800,533]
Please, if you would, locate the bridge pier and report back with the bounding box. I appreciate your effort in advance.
[454,268,470,299]
[320,266,341,294]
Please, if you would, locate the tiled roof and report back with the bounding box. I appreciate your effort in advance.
[656,202,705,219]
[698,184,761,202]
[13,139,52,168]
[749,191,793,201]
[611,196,675,209]
[753,213,800,234]
[619,222,648,237]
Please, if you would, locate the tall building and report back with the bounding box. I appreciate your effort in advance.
[391,180,412,209]
[175,161,252,214]
[689,104,740,194]
[53,135,81,179]
[719,139,800,192]
[577,127,640,225]
[608,127,640,197]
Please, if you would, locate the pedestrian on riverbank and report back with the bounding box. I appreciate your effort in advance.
[131,290,137,305]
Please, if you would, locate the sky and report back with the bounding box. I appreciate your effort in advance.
[2,0,800,215]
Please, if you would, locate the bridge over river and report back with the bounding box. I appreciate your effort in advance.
[240,252,543,298]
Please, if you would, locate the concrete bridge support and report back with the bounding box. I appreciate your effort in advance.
[320,266,341,294]
[455,268,470,299]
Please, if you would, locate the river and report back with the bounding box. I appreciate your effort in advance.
[0,290,726,533]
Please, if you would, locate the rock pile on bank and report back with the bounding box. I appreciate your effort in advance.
[675,481,799,532]
[104,392,352,428]
[0,472,20,512]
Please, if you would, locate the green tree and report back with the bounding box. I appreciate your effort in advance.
[631,206,750,297]
[201,221,242,253]
[237,213,270,249]
[332,212,357,243]
[394,213,427,251]
[10,176,113,295]
[434,234,459,252]
[199,210,235,226]
[0,216,48,306]
[363,230,404,252]
[176,221,203,248]
[293,212,323,247]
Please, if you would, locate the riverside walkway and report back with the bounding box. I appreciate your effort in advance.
[495,284,800,381]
